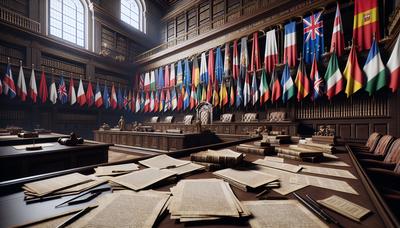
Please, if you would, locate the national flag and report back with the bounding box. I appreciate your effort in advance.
[387,35,400,92]
[17,65,27,101]
[196,84,202,104]
[29,68,37,103]
[310,55,323,100]
[135,91,140,112]
[110,83,117,109]
[39,70,48,103]
[215,47,223,84]
[154,68,159,90]
[58,76,68,104]
[177,86,184,111]
[219,80,228,108]
[270,68,281,103]
[192,55,200,87]
[364,39,386,95]
[284,22,297,67]
[184,85,190,110]
[140,91,145,111]
[206,81,212,103]
[281,63,295,103]
[201,84,207,102]
[184,59,191,87]
[190,84,196,110]
[264,29,279,74]
[294,58,310,101]
[240,37,249,80]
[251,71,258,106]
[176,60,183,87]
[230,83,235,107]
[344,45,364,97]
[224,42,231,78]
[158,66,164,89]
[171,88,177,110]
[123,89,129,110]
[129,90,134,112]
[103,84,110,109]
[77,79,86,106]
[49,78,57,104]
[164,65,170,88]
[144,91,150,112]
[154,90,159,112]
[117,86,123,109]
[0,78,2,95]
[3,63,16,98]
[149,91,154,112]
[259,68,270,105]
[200,52,208,85]
[170,63,176,86]
[236,75,243,107]
[243,71,251,107]
[68,77,76,105]
[208,49,215,85]
[165,89,171,112]
[159,89,165,112]
[353,0,380,51]
[325,51,344,100]
[144,72,150,91]
[251,32,261,72]
[150,70,156,91]
[86,81,94,107]
[139,73,144,90]
[303,11,324,64]
[330,3,345,57]
[212,81,219,107]
[232,40,239,81]
[95,81,103,108]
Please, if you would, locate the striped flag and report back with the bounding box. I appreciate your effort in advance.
[29,68,37,103]
[49,78,57,104]
[284,22,297,67]
[270,68,281,103]
[103,83,110,109]
[110,83,117,109]
[230,83,235,107]
[140,91,145,111]
[58,76,67,104]
[170,63,176,86]
[353,0,380,51]
[200,52,208,85]
[139,73,144,90]
[77,79,86,106]
[224,42,231,78]
[39,70,48,103]
[123,89,129,110]
[164,65,170,88]
[17,65,27,101]
[330,2,345,57]
[232,40,239,81]
[294,58,310,101]
[154,90,159,112]
[192,55,200,87]
[3,63,16,98]
[176,60,183,87]
[219,80,228,108]
[159,89,165,112]
[240,37,249,80]
[310,55,323,100]
[212,81,219,107]
[206,81,212,103]
[251,71,259,106]
[184,59,191,87]
[144,72,150,91]
[208,49,215,85]
[236,74,243,107]
[117,86,123,109]
[343,45,364,97]
[149,91,154,112]
[251,32,261,72]
[144,91,150,112]
[135,91,140,112]
[387,35,400,92]
[281,63,295,103]
[68,77,76,105]
[264,29,278,74]
[150,70,156,91]
[177,86,184,111]
[259,68,270,105]
[243,71,251,107]
[171,88,177,111]
[324,52,344,100]
[303,11,324,64]
[158,67,164,89]
[95,81,103,108]
[184,85,190,110]
[165,89,171,112]
[215,47,223,84]
[190,84,196,110]
[86,81,94,107]
[201,84,207,102]
[364,39,386,95]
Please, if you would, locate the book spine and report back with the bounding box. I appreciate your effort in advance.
[236,146,267,155]
[277,153,302,161]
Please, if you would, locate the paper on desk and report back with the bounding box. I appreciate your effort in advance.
[213,168,279,189]
[319,160,350,167]
[300,165,357,179]
[317,195,371,222]
[13,143,54,150]
[289,174,358,195]
[139,154,190,169]
[263,156,284,163]
[253,159,302,173]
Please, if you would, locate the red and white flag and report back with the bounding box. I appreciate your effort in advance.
[86,81,94,107]
[17,65,27,101]
[388,35,400,92]
[330,2,345,57]
[77,78,86,106]
[68,77,76,105]
[144,72,150,91]
[110,83,117,109]
[29,68,37,103]
[264,29,278,74]
[284,22,297,67]
[232,39,239,81]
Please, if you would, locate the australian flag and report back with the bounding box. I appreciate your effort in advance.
[58,76,67,104]
[303,11,324,64]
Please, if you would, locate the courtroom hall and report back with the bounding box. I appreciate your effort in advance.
[1,0,400,227]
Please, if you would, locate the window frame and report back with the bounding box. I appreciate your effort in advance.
[120,0,145,33]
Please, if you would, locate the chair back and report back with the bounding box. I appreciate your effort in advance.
[384,138,400,163]
[183,115,193,125]
[366,132,382,153]
[221,113,234,122]
[150,116,159,123]
[373,135,395,156]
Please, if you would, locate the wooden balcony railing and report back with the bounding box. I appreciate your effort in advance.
[0,6,40,33]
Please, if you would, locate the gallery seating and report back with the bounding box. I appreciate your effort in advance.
[350,132,382,153]
[268,111,287,122]
[361,138,400,170]
[164,116,175,123]
[355,135,395,160]
[183,115,194,125]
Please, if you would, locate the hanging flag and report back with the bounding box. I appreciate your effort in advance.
[171,88,177,110]
[69,77,76,105]
[86,81,94,107]
[344,45,363,97]
[353,0,380,51]
[325,52,344,100]
[364,39,386,95]
[17,65,27,101]
[103,84,110,109]
[281,63,295,103]
[135,91,140,112]
[29,68,37,103]
[177,86,184,111]
[164,65,170,88]
[39,70,48,103]
[184,85,190,110]
[159,89,165,112]
[387,35,400,92]
[212,81,219,107]
[230,83,235,107]
[236,74,243,107]
[150,70,156,91]
[200,52,208,85]
[196,84,201,104]
[192,55,200,87]
[310,55,323,100]
[77,79,86,106]
[140,91,145,111]
[208,49,215,85]
[3,63,16,98]
[110,83,117,109]
[49,78,57,104]
[294,58,310,101]
[270,68,281,103]
[251,32,261,72]
[215,47,223,84]
[158,66,164,90]
[184,59,191,87]
[144,72,150,91]
[190,84,196,110]
[259,68,270,105]
[251,71,258,106]
[154,90,159,112]
[149,91,154,112]
[303,11,324,64]
[123,89,129,110]
[206,81,212,103]
[154,68,159,90]
[0,78,2,95]
[165,89,171,112]
[139,73,144,90]
[219,80,228,108]
[201,84,207,102]
[58,76,68,104]
[240,37,249,80]
[144,91,150,112]
[95,82,103,108]
[284,22,297,67]
[243,71,251,107]
[330,2,345,57]
[264,29,279,74]
[129,90,133,112]
[232,40,239,81]
[170,63,176,86]
[176,60,183,87]
[117,86,123,109]
[224,42,231,78]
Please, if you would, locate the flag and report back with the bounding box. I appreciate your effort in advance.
[303,11,324,64]
[192,55,200,87]
[177,86,183,111]
[264,29,279,74]
[144,72,150,91]
[139,73,144,90]
[325,51,344,100]
[224,42,231,78]
[17,65,27,101]
[281,63,295,103]
[236,75,243,107]
[200,52,208,85]
[165,89,171,112]
[86,81,94,107]
[110,83,117,109]
[294,58,310,101]
[270,68,281,103]
[344,45,364,97]
[129,90,133,112]
[201,84,207,102]
[164,65,170,88]
[284,22,297,67]
[215,47,223,84]
[159,89,165,112]
[230,83,235,107]
[140,91,145,111]
[49,78,57,104]
[0,78,2,95]
[58,76,68,104]
[259,68,270,105]
[220,80,228,108]
[190,84,196,110]
[95,81,103,108]
[243,71,251,107]
[176,60,183,87]
[171,88,177,110]
[77,79,86,106]
[206,81,212,103]
[123,89,129,110]
[135,91,140,112]
[103,84,110,109]
[364,39,386,95]
[29,68,37,103]
[184,59,191,87]
[387,35,400,92]
[150,70,156,91]
[39,70,48,103]
[196,84,202,104]
[232,40,239,81]
[158,66,164,89]
[251,32,261,72]
[330,3,345,57]
[170,63,176,86]
[68,77,76,105]
[184,85,190,110]
[3,63,16,98]
[149,91,154,112]
[154,68,159,90]
[310,55,323,100]
[251,71,258,106]
[240,37,249,80]
[212,81,219,107]
[154,90,159,112]
[144,91,150,112]
[353,0,380,51]
[117,86,123,109]
[208,49,215,85]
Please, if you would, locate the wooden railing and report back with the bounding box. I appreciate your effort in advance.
[0,6,40,33]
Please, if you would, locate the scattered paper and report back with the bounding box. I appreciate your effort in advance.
[301,165,357,179]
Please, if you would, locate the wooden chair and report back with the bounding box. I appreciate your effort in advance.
[350,132,382,153]
[220,113,234,123]
[361,138,400,170]
[356,135,395,160]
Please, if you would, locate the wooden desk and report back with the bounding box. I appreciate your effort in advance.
[0,138,397,228]
[93,130,221,151]
[0,133,65,146]
[0,142,111,181]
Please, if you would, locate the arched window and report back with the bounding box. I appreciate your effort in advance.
[49,0,86,47]
[121,0,145,32]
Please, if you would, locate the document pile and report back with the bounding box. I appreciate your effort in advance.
[139,154,204,176]
[94,163,140,176]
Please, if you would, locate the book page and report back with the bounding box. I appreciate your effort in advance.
[139,155,190,169]
[263,156,284,163]
[167,162,204,175]
[300,165,357,179]
[213,168,278,188]
[95,163,139,173]
[289,174,358,195]
[317,195,371,221]
[253,159,302,173]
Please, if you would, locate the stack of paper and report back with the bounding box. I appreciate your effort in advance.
[94,163,140,176]
[253,159,302,173]
[168,179,251,222]
[190,149,244,168]
[139,154,204,176]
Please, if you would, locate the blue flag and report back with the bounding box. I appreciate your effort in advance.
[215,47,223,84]
[236,78,243,108]
[103,84,110,109]
[58,76,68,104]
[184,59,191,87]
[154,68,159,90]
[117,86,123,109]
[303,11,324,64]
[158,66,164,89]
[176,60,183,86]
[140,91,145,111]
[184,85,190,110]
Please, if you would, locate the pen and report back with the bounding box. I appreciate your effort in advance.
[55,205,98,228]
[305,194,344,228]
[55,187,111,208]
[293,192,329,223]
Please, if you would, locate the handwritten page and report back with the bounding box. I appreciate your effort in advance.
[213,168,278,189]
[253,159,302,173]
[289,174,358,195]
[317,195,371,222]
[300,165,357,179]
[139,154,190,169]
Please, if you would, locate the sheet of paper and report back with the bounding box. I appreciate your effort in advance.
[300,165,357,179]
[94,163,139,176]
[243,200,328,228]
[263,156,284,163]
[319,160,350,167]
[139,154,190,169]
[289,174,358,195]
[213,168,278,189]
[317,195,371,222]
[167,162,204,175]
[13,143,54,150]
[253,159,302,173]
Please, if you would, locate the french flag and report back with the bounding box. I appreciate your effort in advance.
[3,63,16,98]
[94,81,103,108]
[284,22,297,67]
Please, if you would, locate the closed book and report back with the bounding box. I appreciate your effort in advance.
[236,145,275,155]
[275,147,322,158]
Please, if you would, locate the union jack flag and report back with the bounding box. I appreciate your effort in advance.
[58,76,68,104]
[303,11,324,64]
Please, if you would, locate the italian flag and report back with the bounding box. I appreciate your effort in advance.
[364,39,386,95]
[387,35,400,92]
[324,52,343,100]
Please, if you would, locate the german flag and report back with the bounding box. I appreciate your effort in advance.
[353,0,380,51]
